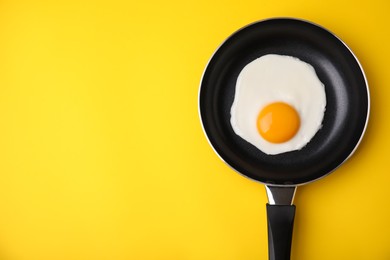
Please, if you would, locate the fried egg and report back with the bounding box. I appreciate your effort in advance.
[230,54,326,155]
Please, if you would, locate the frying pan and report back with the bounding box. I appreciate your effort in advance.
[198,18,369,260]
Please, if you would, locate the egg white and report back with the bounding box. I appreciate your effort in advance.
[230,54,326,155]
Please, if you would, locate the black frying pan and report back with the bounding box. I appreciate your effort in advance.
[199,18,369,260]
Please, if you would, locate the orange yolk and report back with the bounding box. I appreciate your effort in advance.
[257,102,300,143]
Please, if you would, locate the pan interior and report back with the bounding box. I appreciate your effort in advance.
[199,19,369,185]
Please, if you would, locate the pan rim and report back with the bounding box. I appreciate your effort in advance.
[198,17,370,187]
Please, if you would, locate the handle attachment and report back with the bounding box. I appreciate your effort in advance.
[265,186,297,260]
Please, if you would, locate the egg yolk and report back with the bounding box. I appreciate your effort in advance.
[257,102,300,143]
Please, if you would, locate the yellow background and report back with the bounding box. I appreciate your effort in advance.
[0,0,389,259]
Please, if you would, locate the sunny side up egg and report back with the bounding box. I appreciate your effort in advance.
[230,54,326,155]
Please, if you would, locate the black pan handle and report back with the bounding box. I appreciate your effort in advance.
[266,204,296,260]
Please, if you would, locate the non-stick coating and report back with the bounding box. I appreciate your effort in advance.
[199,19,369,185]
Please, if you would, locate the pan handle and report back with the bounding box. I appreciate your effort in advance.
[265,186,296,260]
[266,204,296,260]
